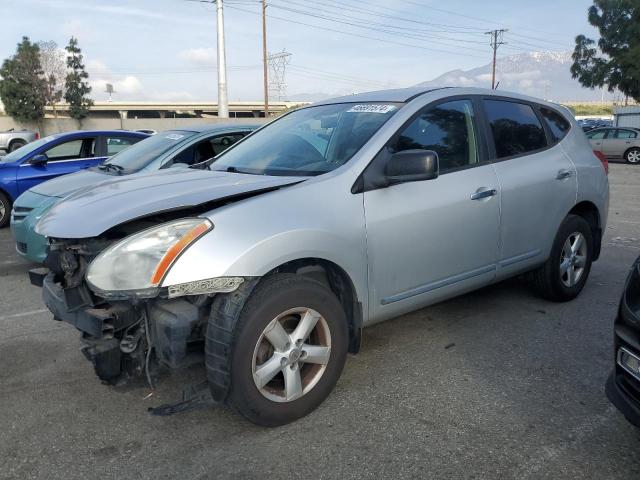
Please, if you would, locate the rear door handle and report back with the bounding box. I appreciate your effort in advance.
[470,188,497,200]
[556,169,573,180]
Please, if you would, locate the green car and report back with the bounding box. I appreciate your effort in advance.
[11,124,258,263]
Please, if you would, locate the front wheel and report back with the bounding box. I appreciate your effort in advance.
[530,214,593,302]
[208,273,348,426]
[625,147,640,164]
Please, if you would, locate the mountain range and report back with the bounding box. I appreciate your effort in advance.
[289,51,612,103]
[415,51,607,102]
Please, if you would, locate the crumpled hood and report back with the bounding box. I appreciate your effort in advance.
[36,168,303,238]
[30,169,109,197]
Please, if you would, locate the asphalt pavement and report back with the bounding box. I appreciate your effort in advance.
[1,164,639,479]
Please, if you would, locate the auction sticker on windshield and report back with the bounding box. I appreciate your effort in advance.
[347,104,397,114]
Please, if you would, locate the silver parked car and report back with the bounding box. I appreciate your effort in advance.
[586,127,640,164]
[0,128,39,152]
[31,87,609,426]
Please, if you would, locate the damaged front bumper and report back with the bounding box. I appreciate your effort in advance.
[31,267,213,385]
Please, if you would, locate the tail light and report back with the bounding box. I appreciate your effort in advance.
[34,132,40,140]
[594,150,608,175]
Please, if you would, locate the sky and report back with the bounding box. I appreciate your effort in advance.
[0,0,599,102]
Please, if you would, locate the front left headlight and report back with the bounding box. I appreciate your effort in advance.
[86,218,212,297]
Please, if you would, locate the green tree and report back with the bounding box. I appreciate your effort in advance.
[0,37,47,123]
[571,1,640,102]
[64,37,93,121]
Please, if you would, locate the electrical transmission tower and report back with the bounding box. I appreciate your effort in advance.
[485,29,507,90]
[268,50,292,101]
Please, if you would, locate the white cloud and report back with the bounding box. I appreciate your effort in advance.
[179,48,216,65]
[87,59,143,99]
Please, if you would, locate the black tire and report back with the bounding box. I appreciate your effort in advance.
[8,139,26,152]
[0,191,10,228]
[207,273,348,426]
[530,214,593,302]
[624,147,640,165]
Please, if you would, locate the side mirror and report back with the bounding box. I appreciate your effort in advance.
[30,153,49,166]
[385,149,439,184]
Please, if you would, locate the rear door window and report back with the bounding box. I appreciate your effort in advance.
[483,100,547,159]
[540,107,571,141]
[105,136,141,155]
[614,129,637,139]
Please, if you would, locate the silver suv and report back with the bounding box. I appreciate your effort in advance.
[32,87,609,426]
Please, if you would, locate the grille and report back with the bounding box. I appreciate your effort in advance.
[11,206,33,222]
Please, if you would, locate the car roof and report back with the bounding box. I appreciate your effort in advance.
[176,123,262,134]
[316,87,451,104]
[49,130,149,136]
[314,86,567,108]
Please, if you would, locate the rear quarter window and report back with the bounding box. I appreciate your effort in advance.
[540,107,571,142]
[484,100,547,159]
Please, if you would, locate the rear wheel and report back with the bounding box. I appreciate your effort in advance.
[8,139,26,152]
[210,273,348,426]
[625,147,640,164]
[530,214,593,302]
[0,191,11,228]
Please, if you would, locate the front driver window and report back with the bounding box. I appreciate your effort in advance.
[43,138,94,161]
[391,100,478,173]
[587,130,606,140]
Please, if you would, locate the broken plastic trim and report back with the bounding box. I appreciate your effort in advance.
[167,277,245,299]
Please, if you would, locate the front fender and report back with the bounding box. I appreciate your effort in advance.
[162,228,368,313]
[161,177,369,318]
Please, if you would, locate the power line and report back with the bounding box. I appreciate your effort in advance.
[266,2,490,53]
[225,4,486,58]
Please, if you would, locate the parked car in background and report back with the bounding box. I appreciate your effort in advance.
[0,128,40,152]
[0,130,148,228]
[136,129,157,135]
[606,254,640,427]
[30,87,609,426]
[586,127,640,164]
[11,124,258,262]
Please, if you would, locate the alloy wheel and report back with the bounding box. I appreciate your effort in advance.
[252,307,332,403]
[627,149,640,164]
[0,200,6,223]
[559,232,587,287]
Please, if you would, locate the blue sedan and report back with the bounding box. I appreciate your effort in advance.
[0,130,148,227]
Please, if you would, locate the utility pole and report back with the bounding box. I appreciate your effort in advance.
[262,0,269,117]
[216,0,229,118]
[485,29,507,90]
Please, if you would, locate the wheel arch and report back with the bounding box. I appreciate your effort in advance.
[7,138,26,151]
[623,146,640,163]
[568,201,602,260]
[262,257,363,354]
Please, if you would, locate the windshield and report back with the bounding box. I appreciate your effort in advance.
[212,103,401,176]
[105,130,197,171]
[0,135,58,163]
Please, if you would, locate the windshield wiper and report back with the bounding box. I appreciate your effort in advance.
[98,163,125,174]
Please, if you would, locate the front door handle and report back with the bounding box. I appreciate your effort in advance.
[556,169,573,180]
[470,188,497,200]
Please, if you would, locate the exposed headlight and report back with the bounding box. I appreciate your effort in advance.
[86,218,212,297]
